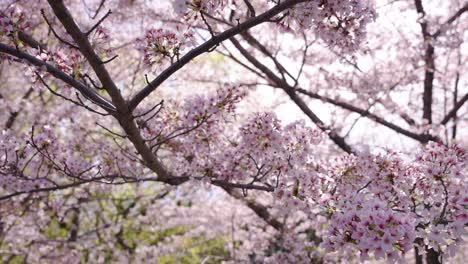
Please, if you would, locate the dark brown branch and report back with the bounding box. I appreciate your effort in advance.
[0,43,116,112]
[133,100,164,119]
[96,122,127,138]
[433,3,468,38]
[82,73,103,89]
[149,119,207,152]
[90,0,106,19]
[17,31,46,50]
[47,0,173,181]
[294,34,312,87]
[0,174,272,202]
[421,45,435,124]
[100,54,118,64]
[243,0,256,17]
[376,97,417,126]
[451,53,461,139]
[37,74,110,116]
[441,92,468,125]
[129,0,308,111]
[217,49,266,78]
[414,0,429,37]
[200,11,216,38]
[414,0,435,124]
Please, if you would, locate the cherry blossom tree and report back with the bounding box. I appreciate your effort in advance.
[0,0,467,263]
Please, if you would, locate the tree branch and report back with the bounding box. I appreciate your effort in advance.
[47,0,173,181]
[296,88,438,143]
[223,187,283,230]
[433,3,468,38]
[230,37,354,154]
[128,0,307,111]
[414,0,435,123]
[0,42,116,112]
[440,92,468,125]
[0,176,111,202]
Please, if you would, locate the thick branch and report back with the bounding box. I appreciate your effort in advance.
[47,0,172,180]
[128,0,307,110]
[47,0,123,107]
[0,43,116,112]
[422,45,435,124]
[415,0,435,123]
[414,0,430,37]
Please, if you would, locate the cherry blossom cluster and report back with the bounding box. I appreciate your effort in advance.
[135,85,324,187]
[137,86,247,177]
[88,26,115,59]
[23,48,83,87]
[413,142,467,257]
[270,152,411,261]
[168,109,322,186]
[51,50,83,78]
[321,194,415,262]
[284,0,377,53]
[0,12,14,36]
[138,28,195,68]
[264,141,466,262]
[295,143,466,262]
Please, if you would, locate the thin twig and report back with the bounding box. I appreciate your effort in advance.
[86,9,112,36]
[41,9,79,49]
